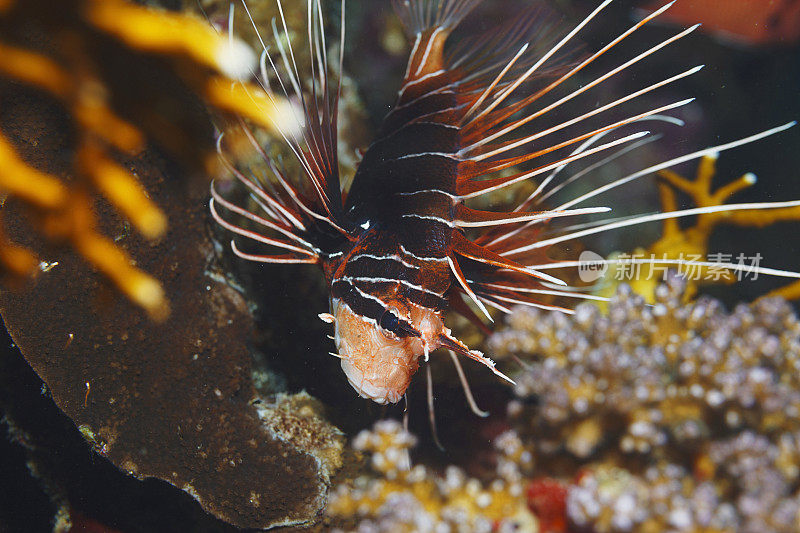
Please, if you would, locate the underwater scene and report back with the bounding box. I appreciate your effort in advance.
[0,0,799,531]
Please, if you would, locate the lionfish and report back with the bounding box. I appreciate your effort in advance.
[211,0,798,409]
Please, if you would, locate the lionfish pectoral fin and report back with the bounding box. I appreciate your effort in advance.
[447,255,493,322]
[211,1,356,270]
[455,204,612,228]
[437,329,515,386]
[451,230,556,285]
[447,290,493,335]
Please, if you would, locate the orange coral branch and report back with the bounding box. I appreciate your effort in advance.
[0,134,68,209]
[78,142,167,239]
[204,77,301,137]
[0,0,297,319]
[658,155,800,234]
[0,218,38,278]
[38,189,169,320]
[711,173,757,205]
[73,102,144,155]
[767,280,800,301]
[84,0,255,80]
[714,205,800,228]
[600,154,799,304]
[74,228,169,321]
[0,42,72,97]
[656,181,680,240]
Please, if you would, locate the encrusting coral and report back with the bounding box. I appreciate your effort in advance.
[487,274,800,532]
[0,0,296,319]
[327,419,538,533]
[597,154,800,304]
[0,0,358,527]
[0,137,345,529]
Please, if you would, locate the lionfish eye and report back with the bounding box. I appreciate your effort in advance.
[379,310,400,333]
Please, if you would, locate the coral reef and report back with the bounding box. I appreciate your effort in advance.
[0,0,295,317]
[327,419,538,533]
[566,462,740,533]
[0,123,343,528]
[488,274,800,532]
[0,1,362,528]
[0,1,798,531]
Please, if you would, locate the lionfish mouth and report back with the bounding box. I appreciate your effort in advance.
[340,358,403,405]
[330,297,444,404]
[329,297,514,404]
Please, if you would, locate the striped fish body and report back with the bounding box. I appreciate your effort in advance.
[212,0,799,407]
[329,77,462,326]
[325,19,496,404]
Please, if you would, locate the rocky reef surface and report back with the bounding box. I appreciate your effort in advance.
[0,79,344,530]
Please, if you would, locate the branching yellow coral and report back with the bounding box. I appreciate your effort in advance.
[599,154,800,303]
[0,0,294,319]
[657,154,800,245]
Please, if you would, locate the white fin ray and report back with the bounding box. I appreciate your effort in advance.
[481,293,576,314]
[210,184,315,250]
[210,201,318,257]
[231,240,318,263]
[447,350,490,417]
[448,256,493,322]
[459,131,651,199]
[480,283,611,302]
[468,0,614,124]
[554,122,797,212]
[456,206,611,228]
[462,67,701,161]
[506,197,800,256]
[521,258,800,281]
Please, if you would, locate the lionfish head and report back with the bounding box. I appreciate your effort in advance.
[330,297,446,404]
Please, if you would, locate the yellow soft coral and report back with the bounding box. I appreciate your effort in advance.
[599,154,800,303]
[0,0,294,319]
